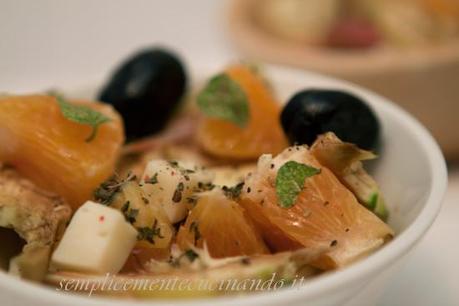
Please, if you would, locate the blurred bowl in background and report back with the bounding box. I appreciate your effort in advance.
[228,0,459,160]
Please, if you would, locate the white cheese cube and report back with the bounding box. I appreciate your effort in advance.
[50,201,137,274]
[141,160,213,223]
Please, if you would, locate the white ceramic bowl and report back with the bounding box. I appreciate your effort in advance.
[0,65,447,306]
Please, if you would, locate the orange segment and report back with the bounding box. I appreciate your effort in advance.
[0,95,124,209]
[197,65,288,160]
[240,146,393,269]
[121,247,170,273]
[176,189,269,258]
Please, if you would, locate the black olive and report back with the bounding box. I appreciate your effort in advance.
[281,89,380,150]
[99,48,187,141]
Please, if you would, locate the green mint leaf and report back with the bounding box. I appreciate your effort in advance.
[222,182,245,200]
[184,249,199,262]
[189,221,201,244]
[93,176,121,205]
[137,219,164,244]
[197,73,249,127]
[172,182,184,203]
[367,192,378,210]
[145,173,159,185]
[275,161,321,208]
[56,96,111,142]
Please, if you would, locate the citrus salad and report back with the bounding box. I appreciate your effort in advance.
[0,48,393,298]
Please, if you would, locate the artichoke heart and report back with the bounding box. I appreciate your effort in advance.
[0,165,71,281]
[311,132,388,220]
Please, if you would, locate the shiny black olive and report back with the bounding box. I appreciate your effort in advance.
[280,89,380,150]
[99,48,187,141]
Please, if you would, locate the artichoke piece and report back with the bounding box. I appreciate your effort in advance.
[310,132,388,220]
[0,165,71,281]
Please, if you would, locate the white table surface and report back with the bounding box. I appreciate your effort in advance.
[1,1,458,305]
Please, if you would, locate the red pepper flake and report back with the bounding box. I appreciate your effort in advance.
[99,215,105,222]
[171,171,175,176]
[144,175,150,181]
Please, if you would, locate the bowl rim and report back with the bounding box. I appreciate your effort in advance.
[0,64,448,306]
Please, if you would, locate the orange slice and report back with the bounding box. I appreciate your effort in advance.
[121,247,171,273]
[0,95,124,209]
[197,64,289,160]
[240,146,393,269]
[176,189,269,258]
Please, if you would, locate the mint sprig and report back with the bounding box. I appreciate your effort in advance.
[56,96,111,142]
[197,73,249,128]
[275,161,321,208]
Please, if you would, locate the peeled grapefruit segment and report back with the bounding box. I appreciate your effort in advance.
[240,145,393,269]
[176,189,269,258]
[197,64,288,160]
[0,95,124,209]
